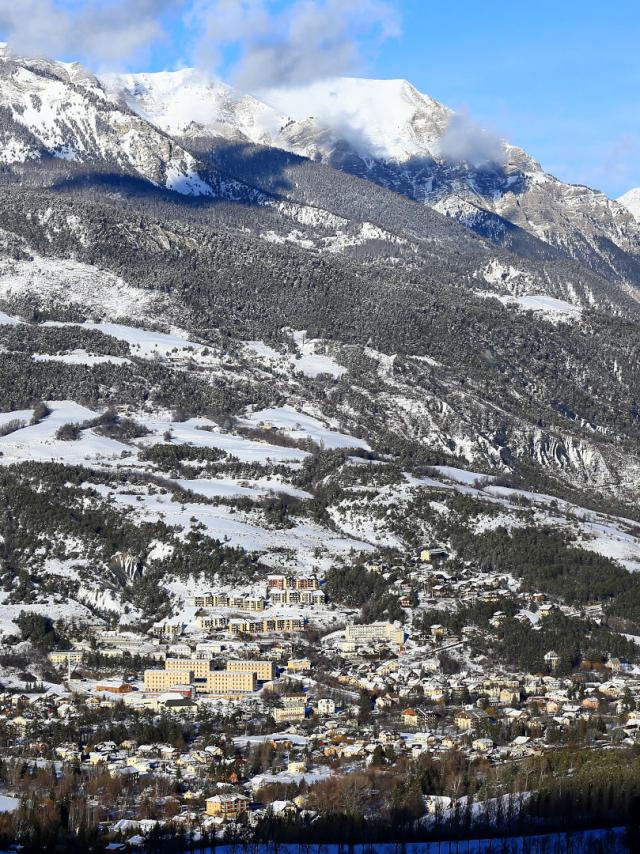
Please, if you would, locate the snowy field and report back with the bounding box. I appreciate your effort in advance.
[92,482,372,570]
[0,401,133,466]
[43,319,218,360]
[510,294,582,319]
[176,476,311,501]
[0,251,163,321]
[32,350,132,366]
[0,310,20,325]
[242,406,371,451]
[244,330,347,379]
[137,416,310,464]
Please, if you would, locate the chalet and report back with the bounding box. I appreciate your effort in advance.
[317,698,336,715]
[472,737,494,752]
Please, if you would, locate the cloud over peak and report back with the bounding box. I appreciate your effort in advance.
[438,111,506,168]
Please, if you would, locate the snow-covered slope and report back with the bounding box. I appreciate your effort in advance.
[618,188,640,223]
[0,51,214,195]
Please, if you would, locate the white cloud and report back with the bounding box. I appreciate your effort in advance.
[438,110,506,168]
[0,0,401,85]
[0,0,179,67]
[188,0,401,90]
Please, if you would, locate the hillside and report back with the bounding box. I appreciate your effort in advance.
[0,50,639,635]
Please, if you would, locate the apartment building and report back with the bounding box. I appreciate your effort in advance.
[206,794,249,819]
[227,616,305,636]
[48,650,84,667]
[269,588,325,605]
[196,615,229,631]
[287,658,311,673]
[201,671,257,697]
[152,622,183,639]
[144,669,191,693]
[165,658,212,680]
[267,574,320,590]
[192,592,265,611]
[274,705,307,723]
[144,662,257,697]
[344,622,405,645]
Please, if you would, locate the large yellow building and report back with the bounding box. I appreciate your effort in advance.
[192,592,265,611]
[203,671,256,696]
[274,705,307,723]
[206,794,249,819]
[144,660,257,697]
[226,660,275,681]
[227,616,305,636]
[165,658,212,679]
[144,669,192,693]
[48,650,84,667]
[287,658,311,673]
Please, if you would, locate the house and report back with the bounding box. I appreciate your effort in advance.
[95,682,134,694]
[454,709,488,732]
[489,611,507,628]
[402,708,418,727]
[274,705,307,723]
[345,622,405,645]
[48,650,84,668]
[472,737,494,752]
[287,658,311,673]
[317,698,336,715]
[424,795,454,814]
[205,794,249,820]
[420,548,448,564]
[544,650,561,672]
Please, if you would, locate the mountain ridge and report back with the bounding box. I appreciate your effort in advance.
[98,66,640,295]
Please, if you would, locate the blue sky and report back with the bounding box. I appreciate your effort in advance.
[1,0,638,196]
[375,1,640,197]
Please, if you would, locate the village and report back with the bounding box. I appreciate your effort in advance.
[0,543,638,849]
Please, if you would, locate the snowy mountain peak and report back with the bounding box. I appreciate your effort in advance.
[101,68,289,146]
[618,188,640,223]
[103,70,454,164]
[262,76,453,162]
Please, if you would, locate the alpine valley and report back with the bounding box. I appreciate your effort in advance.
[3,44,640,850]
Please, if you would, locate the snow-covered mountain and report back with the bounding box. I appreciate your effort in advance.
[0,48,640,504]
[3,46,638,293]
[618,188,640,223]
[263,76,452,162]
[103,68,640,291]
